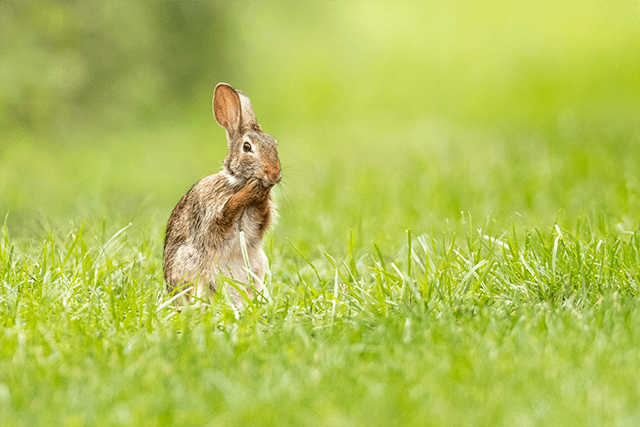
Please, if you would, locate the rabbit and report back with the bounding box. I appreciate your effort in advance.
[163,83,281,307]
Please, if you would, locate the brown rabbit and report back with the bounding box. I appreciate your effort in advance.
[163,83,281,306]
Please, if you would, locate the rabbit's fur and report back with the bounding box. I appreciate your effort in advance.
[163,83,281,306]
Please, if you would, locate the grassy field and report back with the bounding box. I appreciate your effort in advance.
[1,2,640,426]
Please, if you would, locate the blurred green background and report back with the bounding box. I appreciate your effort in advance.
[1,1,639,249]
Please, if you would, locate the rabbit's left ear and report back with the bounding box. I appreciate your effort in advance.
[236,90,262,132]
[213,83,242,134]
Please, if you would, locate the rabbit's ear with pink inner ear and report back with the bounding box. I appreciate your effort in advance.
[213,83,242,134]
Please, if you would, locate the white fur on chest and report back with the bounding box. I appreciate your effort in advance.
[208,207,266,293]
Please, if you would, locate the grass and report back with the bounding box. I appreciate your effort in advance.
[1,209,640,426]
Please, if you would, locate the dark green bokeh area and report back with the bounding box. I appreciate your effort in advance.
[2,2,638,246]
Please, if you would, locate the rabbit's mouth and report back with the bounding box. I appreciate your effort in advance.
[261,172,282,188]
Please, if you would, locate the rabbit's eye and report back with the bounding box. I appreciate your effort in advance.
[243,142,252,153]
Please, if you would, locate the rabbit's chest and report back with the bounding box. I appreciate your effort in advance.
[235,207,261,245]
[210,207,262,254]
[209,207,265,286]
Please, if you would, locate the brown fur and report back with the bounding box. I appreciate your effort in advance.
[163,83,281,306]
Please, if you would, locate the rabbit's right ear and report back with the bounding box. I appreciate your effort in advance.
[213,83,242,134]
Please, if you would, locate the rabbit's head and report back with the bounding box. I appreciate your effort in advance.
[213,83,281,188]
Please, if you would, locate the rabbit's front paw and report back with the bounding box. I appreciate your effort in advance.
[245,178,270,203]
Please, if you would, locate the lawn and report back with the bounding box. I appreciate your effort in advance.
[1,2,639,426]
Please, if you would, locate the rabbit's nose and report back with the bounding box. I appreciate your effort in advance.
[262,172,281,187]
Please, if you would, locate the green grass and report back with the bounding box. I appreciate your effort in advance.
[2,2,640,426]
[1,212,640,426]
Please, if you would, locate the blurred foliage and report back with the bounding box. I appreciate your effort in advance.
[1,2,235,134]
[0,2,639,246]
[3,2,636,135]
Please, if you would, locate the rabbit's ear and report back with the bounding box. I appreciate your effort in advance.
[236,91,262,132]
[213,83,242,133]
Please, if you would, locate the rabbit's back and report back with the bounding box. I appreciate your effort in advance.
[163,173,231,287]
